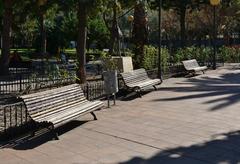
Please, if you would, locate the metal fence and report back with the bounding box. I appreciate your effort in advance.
[0,102,29,134]
[0,74,75,95]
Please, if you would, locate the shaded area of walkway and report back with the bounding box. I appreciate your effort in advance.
[2,65,240,164]
[122,130,240,164]
[154,68,240,111]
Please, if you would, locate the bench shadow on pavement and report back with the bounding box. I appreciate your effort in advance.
[117,89,152,101]
[0,120,87,150]
[121,130,240,164]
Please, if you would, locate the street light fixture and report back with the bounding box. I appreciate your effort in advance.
[210,0,220,70]
[127,15,134,37]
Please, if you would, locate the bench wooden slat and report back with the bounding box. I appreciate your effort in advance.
[32,99,89,120]
[21,84,80,99]
[22,85,82,103]
[41,101,103,125]
[24,91,84,112]
[30,98,88,118]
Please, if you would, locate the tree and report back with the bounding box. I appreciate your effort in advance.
[0,0,14,75]
[0,0,3,49]
[87,17,110,49]
[150,0,208,47]
[77,0,88,83]
[76,0,109,83]
[132,0,149,68]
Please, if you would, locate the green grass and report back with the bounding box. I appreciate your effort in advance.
[65,48,76,54]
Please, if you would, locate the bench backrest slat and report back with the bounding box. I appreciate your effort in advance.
[121,69,150,85]
[20,84,87,119]
[182,59,200,70]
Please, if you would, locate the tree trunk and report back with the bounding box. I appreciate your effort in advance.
[132,2,148,68]
[180,5,186,47]
[40,11,47,56]
[76,2,87,84]
[109,1,119,55]
[0,0,13,75]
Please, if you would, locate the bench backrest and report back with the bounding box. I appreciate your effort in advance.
[120,69,149,85]
[182,59,200,70]
[20,84,87,120]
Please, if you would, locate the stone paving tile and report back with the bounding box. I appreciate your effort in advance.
[0,149,32,164]
[6,148,63,164]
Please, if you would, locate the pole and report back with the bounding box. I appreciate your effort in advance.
[158,0,162,80]
[213,6,216,70]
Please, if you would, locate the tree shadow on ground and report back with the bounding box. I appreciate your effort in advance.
[153,71,240,111]
[0,120,87,150]
[121,130,240,164]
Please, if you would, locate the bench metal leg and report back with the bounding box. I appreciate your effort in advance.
[30,121,37,138]
[54,131,59,140]
[137,91,142,98]
[134,87,142,98]
[135,89,142,98]
[153,85,157,91]
[49,124,59,140]
[91,112,97,120]
[31,131,35,137]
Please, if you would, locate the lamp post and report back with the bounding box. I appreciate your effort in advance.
[210,0,220,70]
[158,0,162,80]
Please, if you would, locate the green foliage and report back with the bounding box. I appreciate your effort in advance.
[219,46,240,63]
[143,45,157,70]
[101,55,118,71]
[123,49,134,57]
[17,17,38,47]
[60,10,78,41]
[143,45,169,71]
[161,48,170,73]
[174,46,212,64]
[87,17,110,49]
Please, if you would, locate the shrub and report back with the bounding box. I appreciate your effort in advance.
[143,45,157,70]
[219,46,240,63]
[143,45,169,71]
[173,46,212,65]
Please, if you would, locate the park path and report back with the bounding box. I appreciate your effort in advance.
[2,65,240,164]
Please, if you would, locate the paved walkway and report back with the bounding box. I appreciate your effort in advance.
[2,65,240,164]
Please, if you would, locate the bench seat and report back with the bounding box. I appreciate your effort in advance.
[120,69,161,96]
[20,84,104,137]
[191,66,208,72]
[126,79,161,89]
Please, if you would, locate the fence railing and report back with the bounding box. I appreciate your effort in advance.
[0,102,29,136]
[0,73,75,95]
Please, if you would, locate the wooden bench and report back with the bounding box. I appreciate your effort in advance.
[120,69,162,96]
[20,84,104,139]
[182,59,207,75]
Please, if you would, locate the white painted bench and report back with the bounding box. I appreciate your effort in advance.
[20,84,104,139]
[182,59,207,74]
[120,69,161,97]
